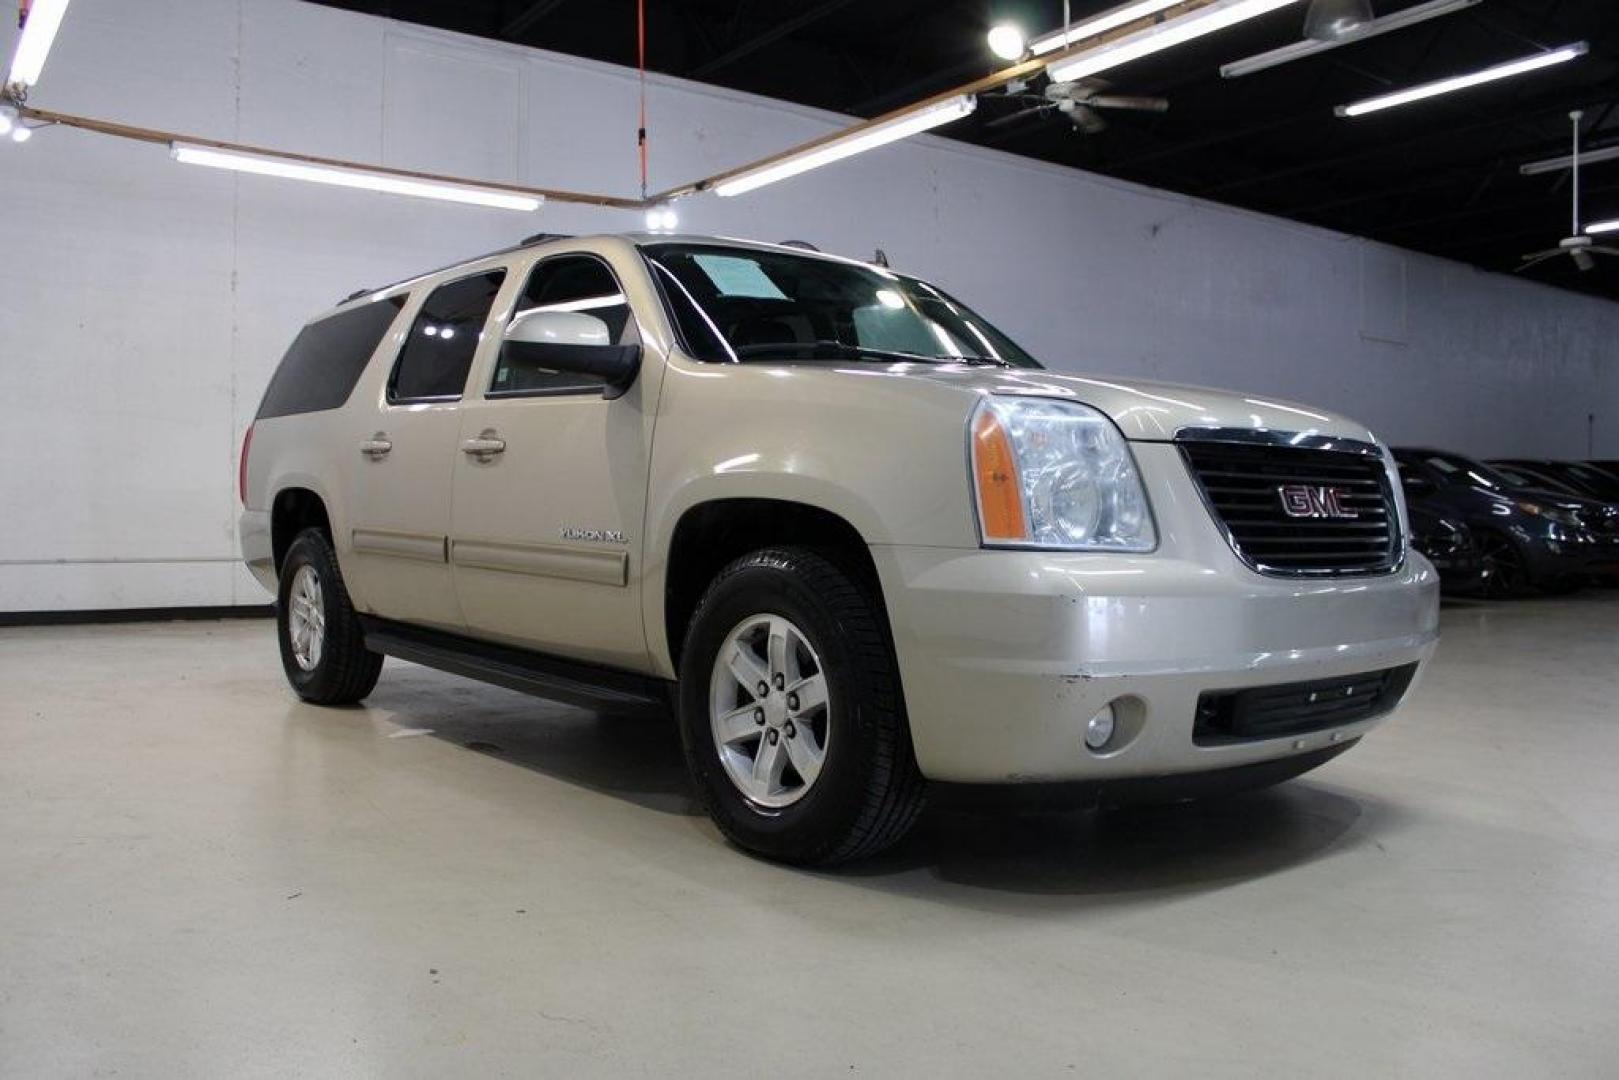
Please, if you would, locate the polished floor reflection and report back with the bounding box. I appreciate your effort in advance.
[3,593,1616,1076]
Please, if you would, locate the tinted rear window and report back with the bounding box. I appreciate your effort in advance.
[257,297,405,419]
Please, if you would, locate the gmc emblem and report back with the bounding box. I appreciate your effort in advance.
[1277,484,1359,520]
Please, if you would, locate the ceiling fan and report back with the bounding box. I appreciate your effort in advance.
[984,77,1169,137]
[1519,110,1619,274]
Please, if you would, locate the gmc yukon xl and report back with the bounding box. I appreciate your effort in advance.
[240,233,1439,864]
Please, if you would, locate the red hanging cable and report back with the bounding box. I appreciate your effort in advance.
[636,0,648,200]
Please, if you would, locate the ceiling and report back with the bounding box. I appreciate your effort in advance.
[310,0,1619,300]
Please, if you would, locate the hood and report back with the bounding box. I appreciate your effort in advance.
[898,365,1381,444]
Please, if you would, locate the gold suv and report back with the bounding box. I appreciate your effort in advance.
[240,234,1440,863]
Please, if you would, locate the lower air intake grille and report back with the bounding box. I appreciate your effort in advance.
[1193,664,1419,745]
[1179,439,1402,577]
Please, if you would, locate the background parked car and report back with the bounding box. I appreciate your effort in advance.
[1406,505,1488,594]
[1394,448,1619,597]
[1491,459,1619,502]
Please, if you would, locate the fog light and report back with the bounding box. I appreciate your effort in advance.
[1084,704,1116,751]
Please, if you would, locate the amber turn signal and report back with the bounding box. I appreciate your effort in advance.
[972,406,1029,542]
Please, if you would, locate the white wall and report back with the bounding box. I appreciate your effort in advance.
[2,0,1615,611]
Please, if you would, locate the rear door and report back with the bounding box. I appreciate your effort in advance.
[448,250,657,668]
[342,268,509,630]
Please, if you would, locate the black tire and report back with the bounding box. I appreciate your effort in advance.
[676,547,925,865]
[276,528,383,705]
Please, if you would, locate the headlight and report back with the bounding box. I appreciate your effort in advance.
[1518,501,1582,528]
[969,396,1155,551]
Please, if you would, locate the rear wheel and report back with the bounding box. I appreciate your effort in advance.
[677,547,924,865]
[277,528,383,704]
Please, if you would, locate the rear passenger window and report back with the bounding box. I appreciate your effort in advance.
[490,256,636,396]
[389,270,506,403]
[256,296,405,419]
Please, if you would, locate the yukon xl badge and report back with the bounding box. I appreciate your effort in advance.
[560,527,628,544]
[1277,484,1358,520]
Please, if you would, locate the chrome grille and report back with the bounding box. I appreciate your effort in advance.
[1180,437,1402,577]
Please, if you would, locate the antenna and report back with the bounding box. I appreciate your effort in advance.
[1571,109,1583,236]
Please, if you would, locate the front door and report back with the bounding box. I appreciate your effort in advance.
[342,268,507,631]
[449,252,656,669]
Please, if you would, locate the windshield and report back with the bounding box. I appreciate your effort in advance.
[1417,451,1524,492]
[644,242,1041,368]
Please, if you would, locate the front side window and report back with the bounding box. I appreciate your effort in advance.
[389,270,506,403]
[644,243,1040,368]
[490,255,637,396]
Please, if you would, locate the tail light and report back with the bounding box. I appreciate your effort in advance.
[238,423,254,505]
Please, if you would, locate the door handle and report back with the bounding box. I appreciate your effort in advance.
[461,431,506,459]
[360,434,392,458]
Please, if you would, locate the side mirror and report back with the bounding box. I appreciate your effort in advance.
[501,309,641,399]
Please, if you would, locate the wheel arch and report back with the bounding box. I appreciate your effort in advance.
[653,495,890,676]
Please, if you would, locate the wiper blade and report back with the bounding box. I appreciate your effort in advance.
[731,341,1011,366]
[732,341,931,363]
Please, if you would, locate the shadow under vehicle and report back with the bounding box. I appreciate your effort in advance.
[1393,448,1619,597]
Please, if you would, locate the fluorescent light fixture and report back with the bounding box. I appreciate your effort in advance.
[1522,143,1619,176]
[1046,0,1305,85]
[713,94,976,197]
[169,143,543,211]
[1336,42,1588,118]
[1587,219,1619,236]
[1029,0,1183,56]
[1222,0,1480,78]
[6,0,71,88]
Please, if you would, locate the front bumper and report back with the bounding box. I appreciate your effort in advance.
[872,441,1440,784]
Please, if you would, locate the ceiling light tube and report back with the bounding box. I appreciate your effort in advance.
[1029,0,1184,56]
[1587,219,1619,236]
[1221,0,1480,79]
[169,143,543,211]
[6,0,71,88]
[1046,0,1305,85]
[1521,143,1619,176]
[712,94,976,197]
[1336,42,1589,118]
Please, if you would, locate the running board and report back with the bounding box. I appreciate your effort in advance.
[359,617,670,713]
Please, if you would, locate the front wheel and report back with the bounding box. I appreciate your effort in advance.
[1474,531,1530,599]
[677,547,925,865]
[277,528,383,705]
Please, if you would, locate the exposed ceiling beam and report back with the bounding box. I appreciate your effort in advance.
[501,0,570,41]
[691,0,861,78]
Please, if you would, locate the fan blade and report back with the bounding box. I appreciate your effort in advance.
[1516,250,1563,270]
[1572,248,1596,271]
[1587,245,1619,257]
[1084,94,1170,113]
[984,105,1051,131]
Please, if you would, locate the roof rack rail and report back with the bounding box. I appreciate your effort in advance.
[340,287,372,303]
[521,232,575,246]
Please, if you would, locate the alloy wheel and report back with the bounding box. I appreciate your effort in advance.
[708,613,830,809]
[287,564,327,671]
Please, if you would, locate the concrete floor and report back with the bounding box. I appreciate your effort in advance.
[2,597,1617,1078]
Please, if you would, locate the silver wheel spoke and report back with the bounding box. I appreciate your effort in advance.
[716,704,761,745]
[787,673,827,716]
[783,729,824,787]
[752,735,786,790]
[767,617,791,682]
[727,643,769,696]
